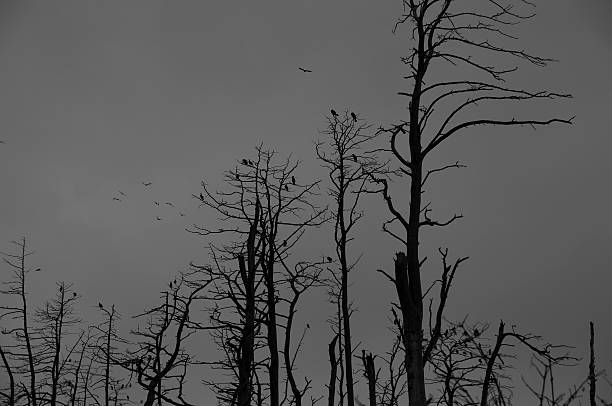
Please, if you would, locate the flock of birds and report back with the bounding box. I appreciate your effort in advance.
[111,181,187,221]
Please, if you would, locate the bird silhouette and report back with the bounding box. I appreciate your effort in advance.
[474,329,480,337]
[331,109,338,117]
[112,197,122,202]
[156,216,162,221]
[154,201,160,206]
[248,160,253,165]
[119,191,126,196]
[282,240,287,247]
[307,323,310,328]
[351,112,357,121]
[284,185,289,191]
[298,67,313,73]
[236,173,240,180]
[242,159,248,165]
[179,213,186,217]
[291,176,296,185]
[199,193,204,201]
[98,302,103,309]
[73,292,77,297]
[142,182,152,186]
[165,202,174,207]
[326,256,333,262]
[351,154,357,162]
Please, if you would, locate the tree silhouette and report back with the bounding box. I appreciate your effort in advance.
[1,238,41,406]
[316,110,385,406]
[190,145,325,405]
[368,2,573,405]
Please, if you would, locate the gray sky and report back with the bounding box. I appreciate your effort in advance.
[1,0,611,403]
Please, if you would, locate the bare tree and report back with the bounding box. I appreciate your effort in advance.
[316,110,385,406]
[1,238,41,406]
[118,276,211,406]
[33,282,80,406]
[368,2,573,405]
[191,146,325,405]
[91,304,127,406]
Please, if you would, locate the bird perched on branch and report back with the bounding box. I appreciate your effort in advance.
[291,176,296,185]
[98,302,103,309]
[331,109,338,118]
[242,159,248,165]
[351,112,357,121]
[199,193,204,201]
[326,256,333,262]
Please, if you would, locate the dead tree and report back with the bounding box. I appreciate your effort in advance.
[0,238,41,406]
[191,145,325,405]
[316,110,385,406]
[119,276,211,406]
[280,261,325,406]
[522,322,606,406]
[91,304,127,406]
[33,282,81,406]
[369,2,573,405]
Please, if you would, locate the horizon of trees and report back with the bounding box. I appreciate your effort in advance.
[1,2,608,406]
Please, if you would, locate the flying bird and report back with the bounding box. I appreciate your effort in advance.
[179,213,186,217]
[156,216,162,221]
[291,176,295,185]
[165,202,174,207]
[351,112,357,121]
[142,182,152,186]
[112,197,122,202]
[298,67,312,73]
[330,109,338,117]
[119,191,126,196]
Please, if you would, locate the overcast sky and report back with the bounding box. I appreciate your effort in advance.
[1,0,611,403]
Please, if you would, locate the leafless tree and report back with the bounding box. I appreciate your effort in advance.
[91,304,127,406]
[32,282,80,406]
[368,2,573,405]
[522,322,608,406]
[1,238,42,406]
[190,146,325,406]
[115,276,211,406]
[316,110,386,406]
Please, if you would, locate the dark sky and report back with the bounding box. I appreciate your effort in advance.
[1,0,611,403]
